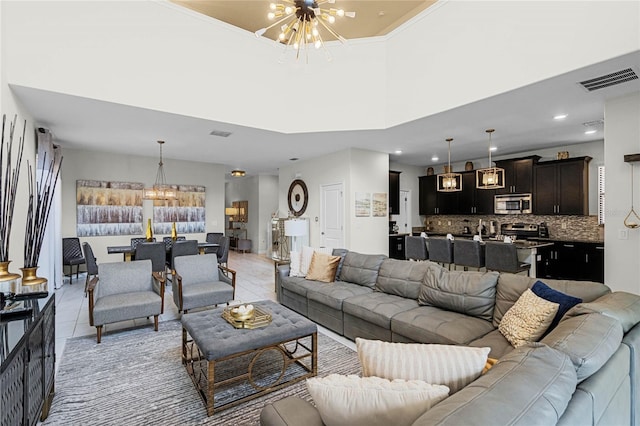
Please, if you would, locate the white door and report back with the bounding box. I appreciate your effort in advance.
[320,183,344,248]
[397,190,412,234]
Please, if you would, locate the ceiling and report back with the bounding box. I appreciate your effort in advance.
[171,0,437,41]
[8,1,640,178]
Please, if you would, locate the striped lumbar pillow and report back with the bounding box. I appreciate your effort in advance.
[356,338,490,394]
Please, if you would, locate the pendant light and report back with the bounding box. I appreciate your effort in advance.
[143,140,177,200]
[476,129,505,189]
[437,138,462,192]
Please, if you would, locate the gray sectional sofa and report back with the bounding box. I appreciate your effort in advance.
[264,250,640,426]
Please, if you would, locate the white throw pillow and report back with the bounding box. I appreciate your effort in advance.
[306,374,449,426]
[299,246,333,277]
[499,288,560,347]
[356,338,490,394]
[289,251,302,277]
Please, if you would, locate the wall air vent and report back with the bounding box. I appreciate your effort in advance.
[582,119,604,128]
[209,130,232,137]
[579,68,638,91]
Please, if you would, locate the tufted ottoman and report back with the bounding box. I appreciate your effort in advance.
[181,300,317,416]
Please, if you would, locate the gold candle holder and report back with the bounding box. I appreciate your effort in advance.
[20,266,47,286]
[0,261,21,282]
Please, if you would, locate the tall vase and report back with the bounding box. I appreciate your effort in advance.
[20,266,47,287]
[0,260,21,282]
[171,222,177,241]
[146,218,153,241]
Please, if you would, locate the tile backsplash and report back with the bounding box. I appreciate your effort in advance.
[423,214,602,242]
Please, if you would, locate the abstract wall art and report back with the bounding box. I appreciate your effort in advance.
[76,180,143,236]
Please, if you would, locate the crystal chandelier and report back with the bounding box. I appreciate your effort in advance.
[255,0,355,61]
[476,129,505,189]
[143,140,177,200]
[437,138,462,192]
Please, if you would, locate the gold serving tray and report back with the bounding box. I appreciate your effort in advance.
[222,305,272,329]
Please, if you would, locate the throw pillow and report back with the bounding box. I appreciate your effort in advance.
[289,251,302,277]
[300,246,333,277]
[305,252,342,283]
[481,358,498,375]
[498,289,560,348]
[306,374,449,426]
[356,338,490,394]
[531,280,582,335]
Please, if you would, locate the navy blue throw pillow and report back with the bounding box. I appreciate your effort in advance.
[531,280,582,335]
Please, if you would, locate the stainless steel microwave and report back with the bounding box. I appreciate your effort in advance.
[495,193,532,214]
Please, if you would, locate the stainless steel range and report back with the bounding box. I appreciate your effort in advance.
[500,223,541,239]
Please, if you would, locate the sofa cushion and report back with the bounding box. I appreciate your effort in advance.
[307,282,373,311]
[343,292,419,329]
[375,259,432,299]
[338,252,386,288]
[418,266,498,322]
[531,280,582,335]
[356,338,490,394]
[541,312,623,382]
[492,273,610,328]
[306,252,341,283]
[391,306,495,345]
[280,276,319,297]
[331,248,348,278]
[568,291,640,333]
[306,374,449,426]
[413,344,577,426]
[469,329,514,360]
[498,289,559,348]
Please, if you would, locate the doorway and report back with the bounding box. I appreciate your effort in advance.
[320,183,344,248]
[396,190,412,235]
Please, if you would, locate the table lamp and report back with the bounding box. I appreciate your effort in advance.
[284,219,307,253]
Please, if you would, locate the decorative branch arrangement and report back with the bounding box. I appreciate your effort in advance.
[0,115,25,262]
[23,152,63,268]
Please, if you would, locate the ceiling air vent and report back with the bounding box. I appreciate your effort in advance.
[209,130,232,137]
[579,68,638,91]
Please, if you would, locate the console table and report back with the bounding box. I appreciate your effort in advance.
[226,228,250,253]
[1,292,55,425]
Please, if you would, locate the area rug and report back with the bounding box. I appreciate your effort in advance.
[44,320,360,425]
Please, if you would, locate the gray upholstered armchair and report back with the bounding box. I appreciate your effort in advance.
[173,254,236,313]
[87,259,165,343]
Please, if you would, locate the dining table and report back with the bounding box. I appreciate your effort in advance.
[107,242,219,261]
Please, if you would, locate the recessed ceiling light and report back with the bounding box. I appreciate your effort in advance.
[431,156,439,162]
[231,170,245,177]
[554,114,568,120]
[394,150,402,155]
[585,129,597,135]
[490,147,497,152]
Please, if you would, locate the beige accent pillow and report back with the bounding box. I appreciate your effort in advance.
[356,338,490,394]
[306,374,449,426]
[499,288,560,348]
[299,246,333,276]
[305,252,341,283]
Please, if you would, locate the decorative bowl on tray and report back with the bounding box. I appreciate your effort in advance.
[230,304,255,321]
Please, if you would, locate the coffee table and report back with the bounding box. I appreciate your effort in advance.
[181,300,317,416]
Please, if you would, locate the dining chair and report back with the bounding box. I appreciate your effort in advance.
[204,232,223,255]
[453,239,485,271]
[485,241,530,275]
[216,236,231,270]
[405,236,428,261]
[135,242,167,274]
[131,237,154,260]
[82,242,98,296]
[62,237,86,284]
[169,239,198,275]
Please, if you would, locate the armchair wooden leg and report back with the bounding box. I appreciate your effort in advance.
[96,326,103,343]
[154,315,159,331]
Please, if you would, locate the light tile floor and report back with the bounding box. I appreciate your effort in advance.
[54,251,355,371]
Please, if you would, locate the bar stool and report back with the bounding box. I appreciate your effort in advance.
[485,242,531,275]
[453,239,485,271]
[405,236,428,261]
[427,237,454,270]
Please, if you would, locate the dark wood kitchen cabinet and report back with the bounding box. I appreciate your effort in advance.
[495,156,540,195]
[535,241,604,283]
[389,235,406,260]
[389,171,401,215]
[418,175,458,215]
[458,172,495,214]
[534,156,591,215]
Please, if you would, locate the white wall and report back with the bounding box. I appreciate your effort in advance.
[60,148,226,264]
[279,148,388,255]
[604,93,640,294]
[258,175,279,254]
[3,1,637,134]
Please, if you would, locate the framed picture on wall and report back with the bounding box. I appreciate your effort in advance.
[355,192,371,217]
[372,193,388,217]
